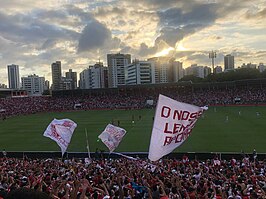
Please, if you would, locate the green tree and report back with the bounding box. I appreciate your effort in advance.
[179,75,203,83]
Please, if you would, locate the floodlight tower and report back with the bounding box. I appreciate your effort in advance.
[209,50,216,74]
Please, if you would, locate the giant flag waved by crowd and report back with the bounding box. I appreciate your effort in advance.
[148,94,208,161]
[98,124,126,152]
[43,119,77,156]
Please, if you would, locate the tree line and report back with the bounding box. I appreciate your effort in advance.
[180,68,266,83]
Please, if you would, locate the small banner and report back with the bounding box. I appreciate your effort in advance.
[98,124,126,152]
[43,118,77,156]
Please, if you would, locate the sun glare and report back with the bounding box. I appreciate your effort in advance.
[154,43,187,57]
[154,47,175,57]
[176,42,187,51]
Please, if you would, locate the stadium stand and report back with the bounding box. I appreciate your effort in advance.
[0,156,265,199]
[1,84,266,198]
[1,86,266,119]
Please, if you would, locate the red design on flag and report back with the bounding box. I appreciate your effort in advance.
[98,124,126,152]
[148,95,207,161]
[43,119,77,155]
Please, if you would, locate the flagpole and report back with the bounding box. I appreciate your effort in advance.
[85,128,91,159]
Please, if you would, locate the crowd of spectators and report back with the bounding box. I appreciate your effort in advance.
[0,154,266,199]
[0,93,146,119]
[1,88,266,198]
[1,87,266,119]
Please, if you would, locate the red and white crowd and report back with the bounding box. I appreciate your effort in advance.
[0,155,266,199]
[1,88,266,119]
[1,88,266,198]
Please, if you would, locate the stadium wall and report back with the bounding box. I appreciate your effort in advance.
[1,151,265,161]
[52,78,266,97]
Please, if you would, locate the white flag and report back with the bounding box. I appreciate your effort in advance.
[148,94,207,161]
[43,119,77,156]
[98,124,126,152]
[113,152,138,160]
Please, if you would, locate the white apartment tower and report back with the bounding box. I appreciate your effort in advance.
[185,64,205,78]
[147,57,184,83]
[148,57,169,83]
[7,64,20,89]
[107,53,131,88]
[125,60,155,85]
[21,74,45,96]
[79,62,107,89]
[79,69,90,89]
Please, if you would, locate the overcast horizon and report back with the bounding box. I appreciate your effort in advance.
[0,0,266,85]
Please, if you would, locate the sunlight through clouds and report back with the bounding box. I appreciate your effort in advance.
[0,0,265,84]
[154,47,175,57]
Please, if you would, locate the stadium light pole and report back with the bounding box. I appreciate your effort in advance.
[209,50,216,74]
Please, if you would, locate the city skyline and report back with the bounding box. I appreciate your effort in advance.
[0,0,265,85]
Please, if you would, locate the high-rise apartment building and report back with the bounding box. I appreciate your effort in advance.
[107,53,131,88]
[79,69,90,89]
[125,60,155,85]
[148,57,184,83]
[7,64,20,89]
[204,66,212,77]
[79,62,108,89]
[51,61,62,90]
[185,64,205,78]
[44,80,50,90]
[60,77,73,90]
[148,57,169,83]
[66,69,77,90]
[21,74,45,96]
[172,61,184,82]
[224,54,234,71]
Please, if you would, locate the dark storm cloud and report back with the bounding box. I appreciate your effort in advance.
[34,9,67,19]
[0,11,78,45]
[155,27,187,47]
[151,0,250,48]
[120,46,133,54]
[158,3,218,27]
[156,3,219,47]
[137,43,158,57]
[40,39,57,50]
[108,37,123,49]
[77,20,112,53]
[118,0,224,57]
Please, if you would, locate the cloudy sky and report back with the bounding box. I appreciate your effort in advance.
[0,0,265,85]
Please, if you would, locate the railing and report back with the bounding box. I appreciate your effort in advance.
[1,151,263,161]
